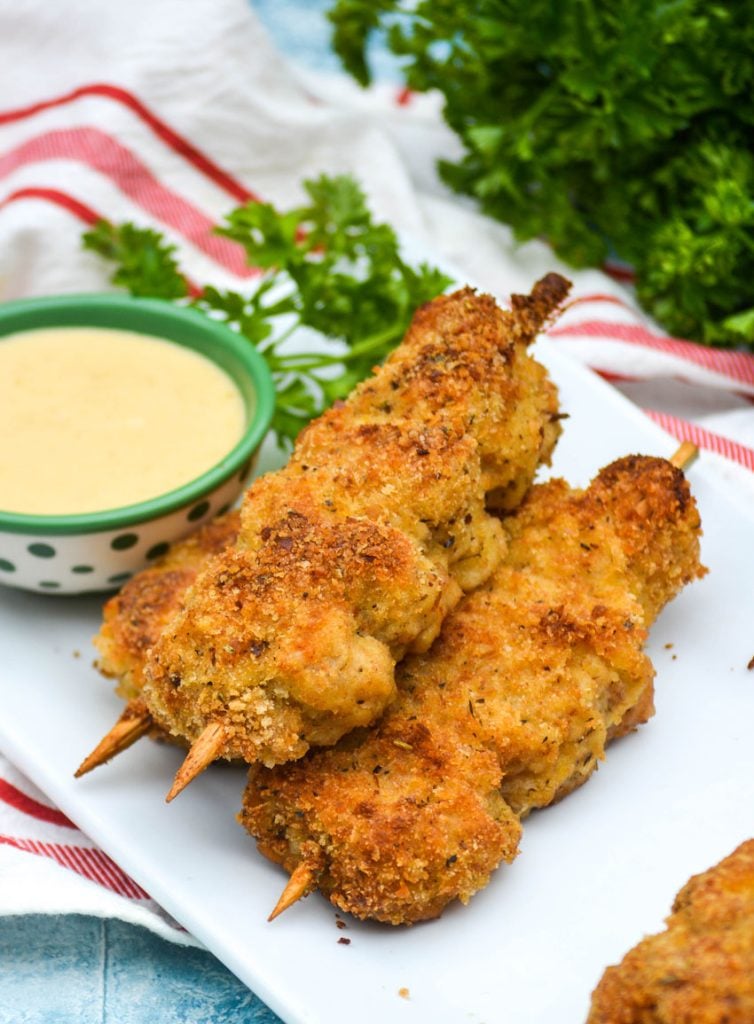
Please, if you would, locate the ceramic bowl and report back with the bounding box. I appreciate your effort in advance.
[0,294,275,594]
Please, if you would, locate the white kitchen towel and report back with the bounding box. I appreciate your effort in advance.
[0,0,752,940]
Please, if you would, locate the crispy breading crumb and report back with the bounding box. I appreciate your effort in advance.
[94,512,241,701]
[588,841,754,1023]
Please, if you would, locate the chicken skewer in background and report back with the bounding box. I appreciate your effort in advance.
[83,276,568,796]
[588,839,754,1023]
[241,453,705,925]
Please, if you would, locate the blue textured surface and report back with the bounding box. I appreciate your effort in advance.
[252,0,404,80]
[2,4,389,1021]
[0,916,281,1024]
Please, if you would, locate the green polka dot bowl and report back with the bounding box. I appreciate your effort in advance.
[0,294,275,594]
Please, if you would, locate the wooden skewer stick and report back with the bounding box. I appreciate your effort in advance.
[165,721,229,802]
[268,862,317,922]
[669,441,699,472]
[75,699,153,778]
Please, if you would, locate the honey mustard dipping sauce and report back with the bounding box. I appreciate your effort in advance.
[0,327,247,515]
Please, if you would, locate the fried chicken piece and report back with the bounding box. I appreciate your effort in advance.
[141,278,568,770]
[588,840,754,1023]
[74,513,244,775]
[240,456,705,925]
[94,512,241,701]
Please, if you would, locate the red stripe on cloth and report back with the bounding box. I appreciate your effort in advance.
[645,410,754,472]
[57,843,148,899]
[66,844,137,898]
[395,86,414,107]
[0,188,208,300]
[0,778,76,829]
[602,262,636,284]
[592,368,641,384]
[87,847,140,896]
[566,293,630,310]
[0,834,150,899]
[594,366,754,401]
[0,83,256,204]
[0,127,255,277]
[0,186,102,223]
[549,319,754,388]
[61,842,112,891]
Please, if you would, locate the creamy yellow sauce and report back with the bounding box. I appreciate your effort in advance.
[0,326,246,515]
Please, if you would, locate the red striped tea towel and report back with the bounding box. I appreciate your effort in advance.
[0,0,752,940]
[0,755,196,943]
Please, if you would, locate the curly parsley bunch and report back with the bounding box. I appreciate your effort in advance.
[330,0,754,347]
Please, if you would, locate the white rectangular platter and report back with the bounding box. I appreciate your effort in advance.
[1,338,753,1024]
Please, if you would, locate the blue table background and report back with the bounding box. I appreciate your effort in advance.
[1,917,274,1024]
[0,4,400,1022]
[253,0,402,80]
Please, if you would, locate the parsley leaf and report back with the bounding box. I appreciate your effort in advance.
[82,221,188,300]
[82,175,453,447]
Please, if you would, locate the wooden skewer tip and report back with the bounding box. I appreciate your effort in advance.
[74,700,152,778]
[165,721,228,802]
[268,862,316,922]
[669,441,699,472]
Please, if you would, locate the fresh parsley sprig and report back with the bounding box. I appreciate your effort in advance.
[82,175,452,446]
[328,1,754,349]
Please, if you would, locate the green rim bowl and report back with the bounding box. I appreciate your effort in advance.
[0,294,275,594]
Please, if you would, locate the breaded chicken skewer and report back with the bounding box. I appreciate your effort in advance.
[76,512,240,778]
[81,277,568,797]
[588,839,754,1023]
[240,453,704,925]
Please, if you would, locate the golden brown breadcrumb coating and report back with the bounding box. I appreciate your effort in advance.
[240,456,704,924]
[141,279,567,767]
[588,840,754,1023]
[94,511,241,701]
